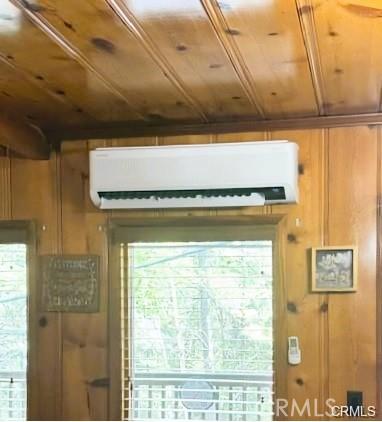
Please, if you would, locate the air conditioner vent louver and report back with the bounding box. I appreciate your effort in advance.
[98,187,285,201]
[90,141,298,209]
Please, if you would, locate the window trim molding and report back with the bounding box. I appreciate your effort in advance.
[108,214,287,421]
[0,220,33,244]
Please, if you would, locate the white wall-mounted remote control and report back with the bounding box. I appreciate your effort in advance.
[288,336,301,365]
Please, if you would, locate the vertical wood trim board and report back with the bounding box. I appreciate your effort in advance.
[60,140,109,420]
[0,156,11,219]
[318,128,330,416]
[10,154,63,420]
[376,126,382,419]
[271,129,326,416]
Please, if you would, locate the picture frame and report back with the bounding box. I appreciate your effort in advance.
[311,246,358,292]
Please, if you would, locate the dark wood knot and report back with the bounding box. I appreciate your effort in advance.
[287,233,297,243]
[91,37,115,54]
[21,0,46,12]
[38,316,48,327]
[176,44,187,52]
[298,5,313,15]
[287,302,298,313]
[225,28,241,36]
[87,377,109,388]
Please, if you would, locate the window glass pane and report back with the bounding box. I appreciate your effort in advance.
[123,241,273,421]
[0,244,27,421]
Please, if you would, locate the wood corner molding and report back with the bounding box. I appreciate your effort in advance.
[0,116,50,159]
[47,112,382,142]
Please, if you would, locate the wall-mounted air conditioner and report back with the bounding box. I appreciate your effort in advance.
[89,141,298,209]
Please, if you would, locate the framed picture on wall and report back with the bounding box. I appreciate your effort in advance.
[311,246,358,292]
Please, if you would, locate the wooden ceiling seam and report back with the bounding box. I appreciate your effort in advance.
[10,0,147,121]
[49,112,382,142]
[105,0,209,122]
[199,0,265,118]
[295,0,326,115]
[0,54,96,122]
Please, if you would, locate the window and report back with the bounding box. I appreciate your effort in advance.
[120,238,274,421]
[0,243,27,421]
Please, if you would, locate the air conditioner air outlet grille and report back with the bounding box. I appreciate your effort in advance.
[98,187,285,201]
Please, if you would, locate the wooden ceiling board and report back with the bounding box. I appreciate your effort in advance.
[107,0,261,120]
[295,0,325,114]
[0,59,89,127]
[311,0,382,114]
[206,0,319,118]
[1,0,382,137]
[0,0,144,123]
[15,0,206,122]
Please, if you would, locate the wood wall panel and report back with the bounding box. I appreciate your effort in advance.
[327,126,377,408]
[159,134,213,145]
[2,125,379,419]
[0,156,11,219]
[377,126,382,420]
[10,154,62,420]
[271,129,327,415]
[60,141,90,420]
[86,140,109,421]
[60,141,108,420]
[215,131,266,142]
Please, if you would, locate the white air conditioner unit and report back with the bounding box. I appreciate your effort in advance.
[89,141,298,209]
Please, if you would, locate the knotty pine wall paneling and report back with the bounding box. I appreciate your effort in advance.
[0,156,11,219]
[0,126,379,420]
[10,154,62,420]
[271,129,327,417]
[60,140,109,420]
[327,127,377,410]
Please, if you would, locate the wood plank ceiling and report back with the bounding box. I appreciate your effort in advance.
[1,0,382,140]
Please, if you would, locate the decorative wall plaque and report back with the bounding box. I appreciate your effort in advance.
[311,246,358,292]
[41,255,100,312]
